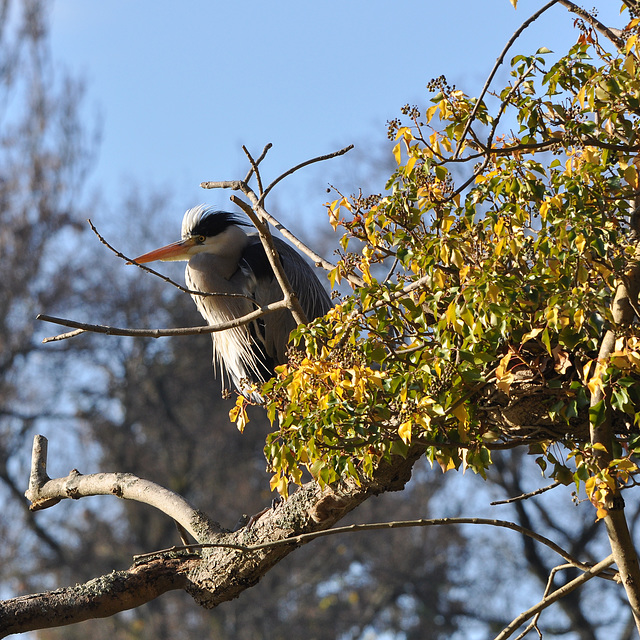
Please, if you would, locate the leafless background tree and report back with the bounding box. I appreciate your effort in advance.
[0,2,636,639]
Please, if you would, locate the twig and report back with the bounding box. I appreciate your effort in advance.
[134,516,598,574]
[42,328,84,343]
[517,563,577,640]
[454,0,560,159]
[37,300,289,342]
[257,144,354,207]
[494,554,615,640]
[200,152,365,289]
[242,142,272,187]
[491,481,561,505]
[87,219,254,303]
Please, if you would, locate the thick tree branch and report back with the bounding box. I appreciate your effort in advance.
[0,556,195,638]
[2,439,423,636]
[25,435,221,544]
[589,221,640,630]
[4,432,622,637]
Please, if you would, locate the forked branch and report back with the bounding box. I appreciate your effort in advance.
[38,146,353,342]
[25,435,220,544]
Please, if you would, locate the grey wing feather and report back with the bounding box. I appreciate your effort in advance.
[241,235,332,365]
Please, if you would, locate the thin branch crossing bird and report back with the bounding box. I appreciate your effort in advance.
[134,205,332,400]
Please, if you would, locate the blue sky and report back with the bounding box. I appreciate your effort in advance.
[48,1,626,235]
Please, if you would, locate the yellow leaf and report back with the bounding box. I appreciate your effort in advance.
[452,402,468,425]
[433,268,447,289]
[405,154,417,176]
[399,421,412,444]
[624,165,638,190]
[624,53,636,76]
[521,327,543,343]
[229,398,249,433]
[270,473,289,498]
[445,301,458,325]
[425,104,438,123]
[451,247,464,268]
[575,234,586,253]
[393,142,402,165]
[581,146,599,164]
[587,361,606,395]
[585,476,596,497]
[539,200,549,220]
[487,282,500,303]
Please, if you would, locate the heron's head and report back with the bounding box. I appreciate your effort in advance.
[133,205,249,264]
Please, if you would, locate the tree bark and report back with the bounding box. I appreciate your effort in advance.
[589,238,640,632]
[0,443,422,637]
[0,557,193,637]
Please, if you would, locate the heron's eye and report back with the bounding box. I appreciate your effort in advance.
[195,235,206,243]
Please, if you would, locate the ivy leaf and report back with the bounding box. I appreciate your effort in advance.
[589,400,607,428]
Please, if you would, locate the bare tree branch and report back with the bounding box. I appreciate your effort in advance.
[242,143,271,193]
[37,299,289,342]
[490,481,561,505]
[230,193,309,325]
[0,555,195,638]
[454,0,561,159]
[494,554,615,640]
[135,516,602,576]
[2,438,425,636]
[200,146,366,289]
[257,144,354,206]
[88,219,256,303]
[25,435,221,544]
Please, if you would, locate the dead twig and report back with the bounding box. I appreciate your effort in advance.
[201,145,365,289]
[133,516,604,578]
[454,0,560,159]
[490,481,561,505]
[495,555,615,640]
[88,219,255,303]
[38,300,289,342]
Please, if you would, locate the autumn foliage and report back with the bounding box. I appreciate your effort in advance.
[231,9,640,524]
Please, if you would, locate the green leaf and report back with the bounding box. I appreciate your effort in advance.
[589,400,607,428]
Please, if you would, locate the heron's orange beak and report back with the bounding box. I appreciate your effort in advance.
[133,237,199,264]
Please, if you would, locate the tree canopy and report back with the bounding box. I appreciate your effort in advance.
[255,0,640,525]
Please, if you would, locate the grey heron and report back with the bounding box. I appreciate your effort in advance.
[134,204,332,400]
